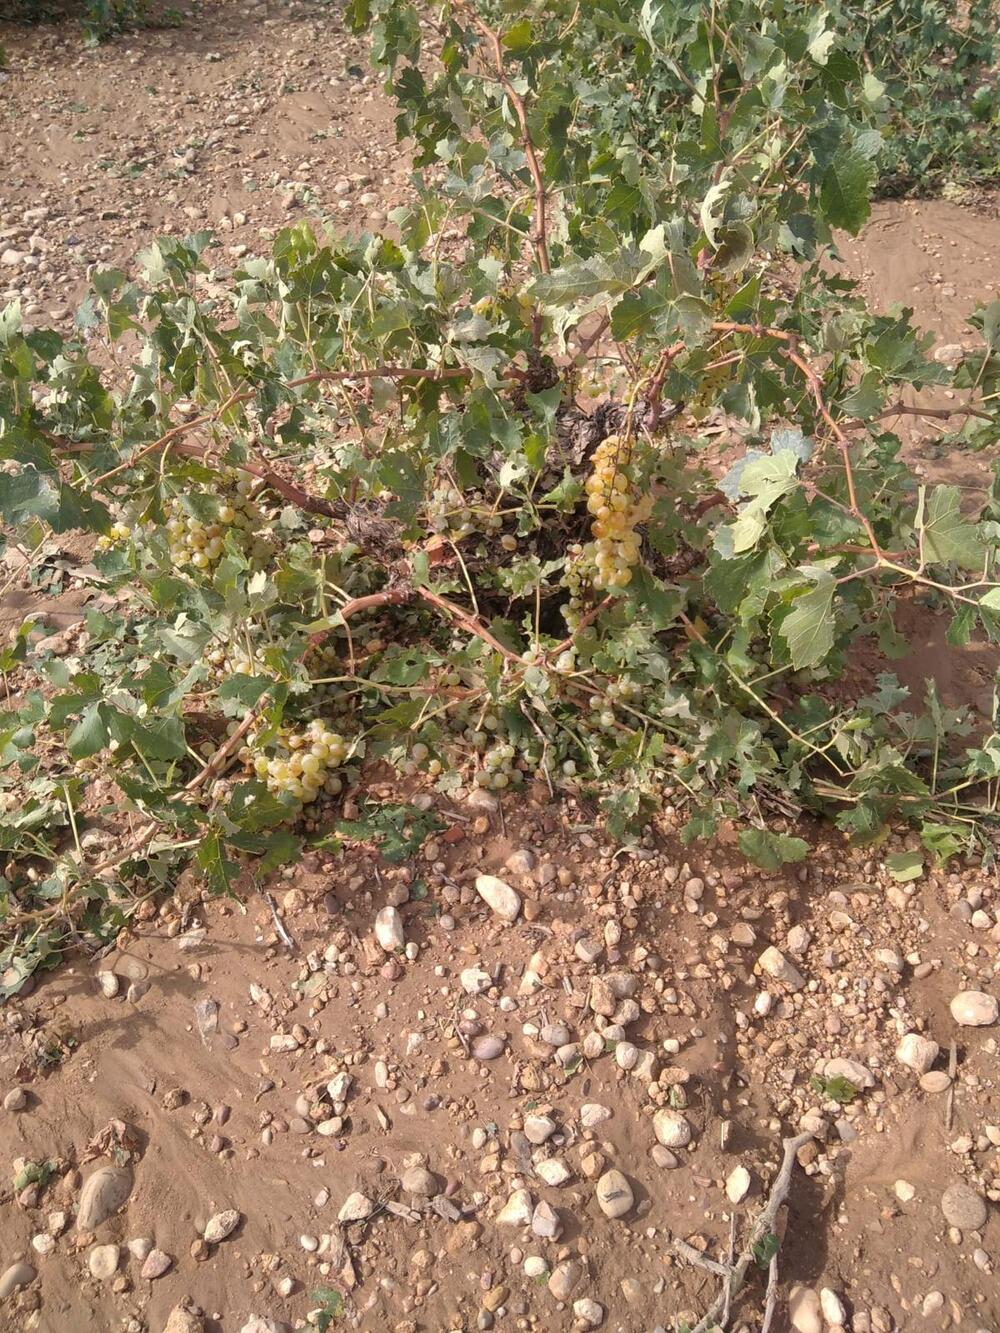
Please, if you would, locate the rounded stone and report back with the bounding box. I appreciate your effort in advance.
[547,1259,582,1302]
[77,1165,133,1232]
[950,991,998,1027]
[652,1108,692,1148]
[0,1262,36,1300]
[788,1284,822,1333]
[88,1243,120,1279]
[941,1182,988,1230]
[471,1035,506,1061]
[895,1033,939,1075]
[595,1169,634,1219]
[400,1166,437,1196]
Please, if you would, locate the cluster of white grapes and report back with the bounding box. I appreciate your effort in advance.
[241,718,349,805]
[166,472,267,571]
[427,485,506,543]
[564,433,651,629]
[96,521,132,552]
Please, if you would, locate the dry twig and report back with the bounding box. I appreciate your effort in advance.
[673,1131,813,1333]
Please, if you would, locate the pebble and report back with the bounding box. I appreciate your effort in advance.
[614,1041,638,1070]
[940,1181,988,1230]
[475,874,522,921]
[896,1033,939,1075]
[461,966,492,995]
[338,1192,374,1223]
[524,1255,548,1278]
[506,849,535,875]
[141,1249,173,1280]
[547,1259,582,1302]
[0,1262,35,1299]
[524,1114,557,1145]
[536,1158,572,1187]
[3,1087,27,1111]
[950,991,998,1027]
[532,1199,562,1239]
[726,1166,751,1203]
[88,1243,121,1279]
[400,1166,437,1196]
[374,906,404,952]
[652,1108,692,1148]
[820,1289,846,1325]
[824,1057,875,1089]
[580,1104,612,1129]
[595,1169,634,1219]
[497,1189,533,1227]
[163,1308,205,1333]
[472,1035,506,1061]
[758,946,805,990]
[920,1071,952,1093]
[651,1145,679,1169]
[77,1166,133,1231]
[203,1209,241,1242]
[97,971,120,998]
[573,1298,605,1327]
[788,1284,822,1333]
[895,1180,916,1203]
[129,1238,153,1261]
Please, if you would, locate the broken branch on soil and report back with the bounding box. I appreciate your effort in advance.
[673,1130,813,1333]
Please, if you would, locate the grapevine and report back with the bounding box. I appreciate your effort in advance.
[2,0,1000,991]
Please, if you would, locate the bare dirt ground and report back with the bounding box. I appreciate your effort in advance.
[1,7,999,1333]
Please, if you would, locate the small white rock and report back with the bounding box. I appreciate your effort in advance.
[338,1192,374,1223]
[88,1244,120,1280]
[580,1103,612,1129]
[475,874,522,922]
[725,1165,751,1204]
[758,946,805,990]
[652,1108,693,1148]
[614,1041,638,1071]
[496,1188,533,1226]
[536,1159,572,1187]
[595,1169,634,1219]
[950,990,998,1027]
[203,1209,241,1243]
[573,1297,605,1327]
[820,1288,846,1325]
[460,966,492,995]
[823,1057,875,1089]
[524,1114,557,1145]
[374,906,404,952]
[896,1033,939,1075]
[788,1284,822,1333]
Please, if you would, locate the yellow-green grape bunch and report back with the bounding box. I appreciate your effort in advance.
[583,433,652,592]
[203,643,257,681]
[473,738,524,790]
[96,521,132,551]
[426,485,503,542]
[165,472,263,572]
[241,718,349,806]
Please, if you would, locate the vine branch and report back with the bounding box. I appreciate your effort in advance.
[468,11,551,276]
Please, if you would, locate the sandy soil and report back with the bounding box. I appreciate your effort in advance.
[1,7,999,1333]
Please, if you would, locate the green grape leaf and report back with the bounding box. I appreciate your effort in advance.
[917,485,983,571]
[778,572,836,669]
[738,828,810,871]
